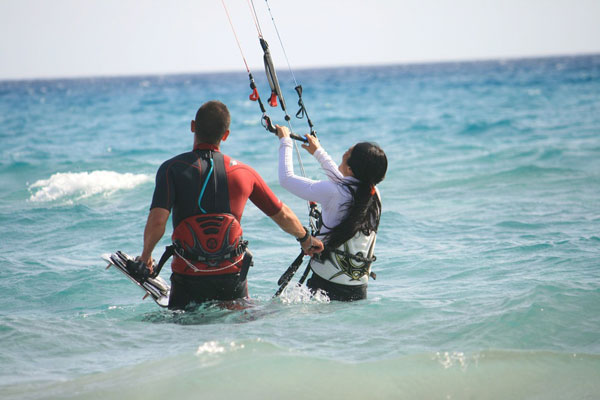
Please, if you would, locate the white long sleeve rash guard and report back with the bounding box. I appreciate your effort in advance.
[278,137,357,239]
[279,137,382,286]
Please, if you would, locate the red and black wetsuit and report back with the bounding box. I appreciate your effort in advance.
[150,143,282,309]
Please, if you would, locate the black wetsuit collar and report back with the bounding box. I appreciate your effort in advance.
[194,143,220,152]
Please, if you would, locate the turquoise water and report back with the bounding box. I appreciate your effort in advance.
[1,55,599,399]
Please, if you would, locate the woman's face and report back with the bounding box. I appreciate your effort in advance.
[339,145,355,177]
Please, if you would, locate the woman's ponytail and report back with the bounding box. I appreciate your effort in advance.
[324,143,387,250]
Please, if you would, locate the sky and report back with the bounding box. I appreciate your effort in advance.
[1,0,599,80]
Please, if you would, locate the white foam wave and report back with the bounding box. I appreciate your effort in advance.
[28,170,152,202]
[196,341,245,355]
[279,283,330,304]
[433,351,470,370]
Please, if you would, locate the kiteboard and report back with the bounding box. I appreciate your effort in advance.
[102,251,170,308]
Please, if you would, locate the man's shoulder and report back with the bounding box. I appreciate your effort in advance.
[222,153,252,172]
[170,150,197,162]
[222,153,270,184]
[158,150,197,168]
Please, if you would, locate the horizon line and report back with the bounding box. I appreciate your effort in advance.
[1,51,598,84]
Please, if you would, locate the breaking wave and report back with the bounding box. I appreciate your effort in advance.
[28,170,152,202]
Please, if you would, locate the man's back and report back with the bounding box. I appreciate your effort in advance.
[150,144,282,227]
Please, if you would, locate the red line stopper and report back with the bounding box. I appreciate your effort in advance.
[249,88,259,101]
[269,91,278,107]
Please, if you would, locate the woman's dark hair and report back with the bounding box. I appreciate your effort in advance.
[324,142,387,250]
[194,100,231,144]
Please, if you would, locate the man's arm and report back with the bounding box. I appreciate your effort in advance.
[140,207,170,271]
[270,203,324,256]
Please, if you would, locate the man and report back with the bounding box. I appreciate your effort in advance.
[138,100,323,309]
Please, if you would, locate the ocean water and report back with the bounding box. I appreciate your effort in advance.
[1,55,599,399]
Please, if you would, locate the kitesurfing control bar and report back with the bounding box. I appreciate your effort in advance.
[262,117,308,143]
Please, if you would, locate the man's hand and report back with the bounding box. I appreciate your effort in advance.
[300,235,324,256]
[140,208,170,276]
[270,204,324,256]
[136,256,154,275]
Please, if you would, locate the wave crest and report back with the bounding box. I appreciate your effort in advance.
[28,170,152,202]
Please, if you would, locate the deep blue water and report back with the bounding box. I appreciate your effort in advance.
[1,55,600,399]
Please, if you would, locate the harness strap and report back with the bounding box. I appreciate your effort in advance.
[152,244,175,278]
[212,151,230,213]
[195,150,231,215]
[154,243,251,276]
[198,156,214,214]
[174,240,248,263]
[329,248,376,264]
[174,247,240,273]
[239,249,254,281]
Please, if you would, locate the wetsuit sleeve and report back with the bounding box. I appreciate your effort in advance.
[150,160,174,211]
[245,166,283,217]
[278,137,340,203]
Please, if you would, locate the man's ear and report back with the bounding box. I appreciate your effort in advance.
[191,120,195,133]
[222,130,230,141]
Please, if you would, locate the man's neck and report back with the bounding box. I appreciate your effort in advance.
[193,136,220,151]
[193,142,220,151]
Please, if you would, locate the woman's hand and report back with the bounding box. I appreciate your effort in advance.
[276,125,290,139]
[301,134,321,155]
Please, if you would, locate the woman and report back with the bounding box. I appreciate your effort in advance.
[277,125,387,301]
